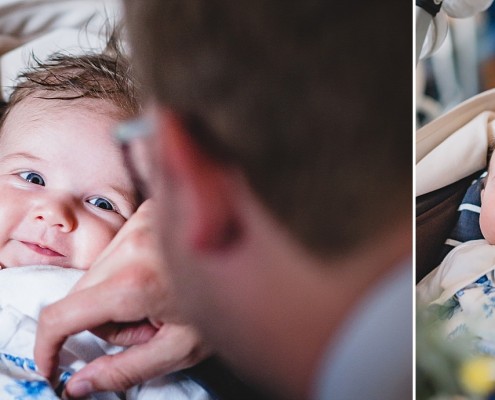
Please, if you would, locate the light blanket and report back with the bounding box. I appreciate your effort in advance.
[0,265,210,400]
[417,240,495,353]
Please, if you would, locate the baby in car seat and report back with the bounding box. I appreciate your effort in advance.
[418,142,495,355]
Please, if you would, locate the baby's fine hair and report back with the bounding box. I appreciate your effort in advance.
[1,36,139,125]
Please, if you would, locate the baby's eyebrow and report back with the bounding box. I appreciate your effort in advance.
[0,152,43,163]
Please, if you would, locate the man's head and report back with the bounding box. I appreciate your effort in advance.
[123,1,411,398]
[124,0,411,256]
[0,51,139,270]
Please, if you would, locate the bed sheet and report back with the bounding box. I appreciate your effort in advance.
[0,0,122,101]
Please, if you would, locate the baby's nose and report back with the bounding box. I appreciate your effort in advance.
[33,196,77,233]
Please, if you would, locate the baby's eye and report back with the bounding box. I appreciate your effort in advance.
[19,172,45,186]
[87,197,116,212]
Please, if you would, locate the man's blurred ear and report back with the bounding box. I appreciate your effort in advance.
[152,107,240,252]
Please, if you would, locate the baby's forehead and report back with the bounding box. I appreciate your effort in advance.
[2,95,124,132]
[13,95,121,116]
[0,99,129,171]
[0,94,138,205]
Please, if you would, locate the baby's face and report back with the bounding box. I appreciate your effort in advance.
[0,97,135,269]
[481,158,495,244]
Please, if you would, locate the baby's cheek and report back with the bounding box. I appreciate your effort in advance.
[480,210,494,243]
[73,222,120,269]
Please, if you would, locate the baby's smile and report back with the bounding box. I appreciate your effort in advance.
[0,238,70,268]
[20,241,65,258]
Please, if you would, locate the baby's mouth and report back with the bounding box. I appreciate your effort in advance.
[21,241,65,257]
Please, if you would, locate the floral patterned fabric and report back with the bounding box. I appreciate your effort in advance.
[0,266,211,400]
[0,304,119,400]
[418,240,495,354]
[0,351,68,400]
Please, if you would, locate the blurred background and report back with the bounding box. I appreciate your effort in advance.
[417,3,495,128]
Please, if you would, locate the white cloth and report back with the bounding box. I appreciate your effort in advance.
[416,111,495,196]
[0,266,211,400]
[416,88,495,197]
[312,259,413,400]
[417,239,495,306]
[442,0,494,18]
[0,266,122,399]
[0,265,84,320]
[418,0,494,61]
[0,0,122,101]
[416,240,495,352]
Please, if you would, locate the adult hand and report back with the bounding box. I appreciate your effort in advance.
[34,200,210,398]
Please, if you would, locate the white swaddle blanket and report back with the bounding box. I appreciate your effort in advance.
[0,265,84,319]
[0,265,121,399]
[0,266,211,400]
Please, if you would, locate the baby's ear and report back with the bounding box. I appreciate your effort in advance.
[153,107,239,253]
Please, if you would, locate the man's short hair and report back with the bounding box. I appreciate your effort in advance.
[124,0,412,256]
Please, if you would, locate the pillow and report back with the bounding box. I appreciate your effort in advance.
[440,170,486,260]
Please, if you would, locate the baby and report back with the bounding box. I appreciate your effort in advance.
[0,56,137,271]
[418,143,495,355]
[0,50,210,399]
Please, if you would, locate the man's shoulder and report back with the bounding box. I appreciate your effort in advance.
[313,258,412,400]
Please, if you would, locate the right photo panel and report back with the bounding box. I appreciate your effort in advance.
[417,0,495,398]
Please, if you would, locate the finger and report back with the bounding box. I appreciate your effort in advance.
[65,325,207,398]
[92,199,155,266]
[35,278,147,379]
[91,320,158,347]
[71,210,159,293]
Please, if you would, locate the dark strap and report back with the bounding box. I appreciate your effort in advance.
[416,0,443,17]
